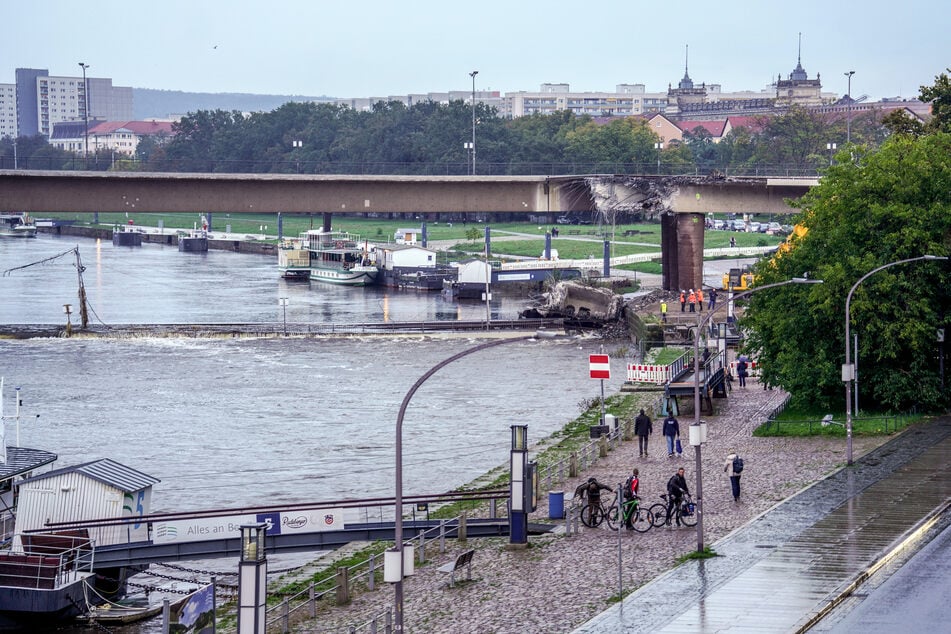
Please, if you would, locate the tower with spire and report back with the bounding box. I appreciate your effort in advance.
[667,44,707,114]
[775,33,823,106]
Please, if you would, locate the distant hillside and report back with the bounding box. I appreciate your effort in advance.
[133,88,334,120]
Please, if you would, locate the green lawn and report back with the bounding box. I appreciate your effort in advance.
[754,405,922,437]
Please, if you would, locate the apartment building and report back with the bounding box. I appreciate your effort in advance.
[0,83,15,138]
[11,68,133,138]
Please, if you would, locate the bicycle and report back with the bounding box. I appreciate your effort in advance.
[649,493,697,528]
[607,491,654,533]
[578,497,616,529]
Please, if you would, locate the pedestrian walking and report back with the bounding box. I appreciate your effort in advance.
[660,300,668,323]
[708,287,718,311]
[688,289,697,313]
[634,409,653,457]
[662,412,680,458]
[724,452,743,501]
[697,288,704,312]
[736,357,749,388]
[679,290,686,312]
[665,467,690,526]
[730,236,736,248]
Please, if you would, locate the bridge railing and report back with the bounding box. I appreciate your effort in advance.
[0,155,826,178]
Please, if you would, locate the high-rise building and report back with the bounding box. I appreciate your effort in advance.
[0,83,15,138]
[12,68,133,138]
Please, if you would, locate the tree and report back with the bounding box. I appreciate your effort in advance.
[741,132,951,411]
[882,109,925,138]
[751,107,829,172]
[919,68,951,134]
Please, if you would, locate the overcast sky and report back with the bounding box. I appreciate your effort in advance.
[4,0,948,102]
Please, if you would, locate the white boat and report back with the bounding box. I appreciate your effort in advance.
[279,230,378,286]
[0,213,37,238]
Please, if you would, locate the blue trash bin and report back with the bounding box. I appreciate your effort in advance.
[549,491,565,519]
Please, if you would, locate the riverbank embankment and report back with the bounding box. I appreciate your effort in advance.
[289,376,889,633]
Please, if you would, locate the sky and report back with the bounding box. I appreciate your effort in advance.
[4,0,948,102]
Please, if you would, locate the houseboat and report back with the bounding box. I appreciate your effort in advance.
[0,379,159,628]
[374,243,456,290]
[0,214,37,238]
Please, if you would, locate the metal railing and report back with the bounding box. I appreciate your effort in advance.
[0,155,826,178]
[266,405,653,632]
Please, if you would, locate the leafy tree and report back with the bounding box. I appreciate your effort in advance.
[919,68,951,134]
[564,116,656,170]
[751,106,829,172]
[742,132,951,411]
[882,109,925,138]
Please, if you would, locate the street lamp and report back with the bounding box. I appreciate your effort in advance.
[78,62,90,162]
[278,297,289,336]
[692,277,823,553]
[654,142,663,174]
[843,255,947,465]
[469,70,478,176]
[292,140,303,173]
[826,142,837,166]
[844,70,855,146]
[391,334,540,631]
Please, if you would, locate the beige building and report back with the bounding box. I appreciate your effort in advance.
[50,120,174,156]
[0,83,15,138]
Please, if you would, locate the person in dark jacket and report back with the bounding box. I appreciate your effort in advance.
[665,467,690,526]
[574,477,612,517]
[634,409,652,457]
[662,413,680,458]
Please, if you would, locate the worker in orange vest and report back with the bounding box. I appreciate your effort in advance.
[697,288,704,312]
[679,290,686,312]
[688,289,697,312]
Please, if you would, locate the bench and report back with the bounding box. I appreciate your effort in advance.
[566,229,581,235]
[437,549,475,588]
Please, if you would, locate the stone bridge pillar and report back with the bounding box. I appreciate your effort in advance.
[661,212,704,291]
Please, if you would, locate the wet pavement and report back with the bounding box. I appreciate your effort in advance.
[572,416,951,633]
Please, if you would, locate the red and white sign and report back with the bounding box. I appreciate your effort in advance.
[589,354,611,379]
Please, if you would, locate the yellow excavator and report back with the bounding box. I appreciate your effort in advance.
[721,224,808,290]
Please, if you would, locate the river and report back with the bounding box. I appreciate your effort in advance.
[1,234,625,632]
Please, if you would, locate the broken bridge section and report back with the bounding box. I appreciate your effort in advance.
[583,174,815,291]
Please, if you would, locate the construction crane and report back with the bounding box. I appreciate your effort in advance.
[2,246,89,329]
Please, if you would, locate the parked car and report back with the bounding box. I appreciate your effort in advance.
[748,222,762,233]
[732,219,746,231]
[713,219,726,230]
[766,222,784,235]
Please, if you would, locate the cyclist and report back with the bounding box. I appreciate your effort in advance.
[665,467,690,527]
[623,468,640,529]
[574,477,612,519]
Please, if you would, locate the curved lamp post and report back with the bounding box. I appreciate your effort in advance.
[844,255,947,465]
[692,277,823,553]
[393,333,544,631]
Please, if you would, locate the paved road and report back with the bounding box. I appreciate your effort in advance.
[572,416,951,633]
[812,507,951,633]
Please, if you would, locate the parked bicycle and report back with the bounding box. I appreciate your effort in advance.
[608,491,654,533]
[649,493,697,528]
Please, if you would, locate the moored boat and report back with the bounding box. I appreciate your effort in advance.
[283,230,378,286]
[0,214,37,238]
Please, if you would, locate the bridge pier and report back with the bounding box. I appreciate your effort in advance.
[661,212,704,292]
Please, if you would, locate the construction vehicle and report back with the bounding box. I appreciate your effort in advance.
[722,266,755,291]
